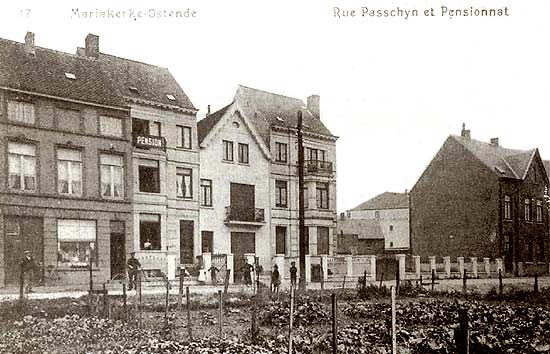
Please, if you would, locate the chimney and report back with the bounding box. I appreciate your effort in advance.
[85,33,99,58]
[307,95,320,119]
[24,31,35,55]
[490,137,499,147]
[460,123,471,140]
[207,105,211,116]
[340,212,345,220]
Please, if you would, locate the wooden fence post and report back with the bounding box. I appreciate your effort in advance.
[186,286,192,340]
[455,308,469,354]
[138,271,142,328]
[288,285,295,354]
[218,290,223,338]
[534,273,539,294]
[19,267,25,306]
[498,269,503,296]
[396,268,400,296]
[431,269,435,292]
[164,276,170,328]
[462,269,467,296]
[103,284,109,319]
[342,275,346,290]
[332,293,338,354]
[391,286,396,354]
[122,283,127,323]
[252,294,258,341]
[179,267,184,309]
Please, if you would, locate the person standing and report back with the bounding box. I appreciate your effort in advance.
[127,252,141,291]
[20,250,36,293]
[242,259,253,285]
[271,264,280,294]
[289,261,297,288]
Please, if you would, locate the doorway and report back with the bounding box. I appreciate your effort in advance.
[180,220,194,264]
[110,221,126,280]
[230,232,255,283]
[4,216,43,286]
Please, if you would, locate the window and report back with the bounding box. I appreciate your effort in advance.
[201,231,213,253]
[389,225,394,231]
[316,182,329,209]
[318,149,326,162]
[176,168,193,199]
[275,226,286,255]
[57,219,96,267]
[307,147,318,161]
[177,126,192,149]
[375,211,380,220]
[275,142,287,163]
[303,187,309,209]
[140,214,161,250]
[57,148,82,196]
[504,195,512,220]
[150,121,161,137]
[200,179,212,206]
[317,226,329,255]
[238,143,249,164]
[536,200,543,223]
[524,198,531,221]
[275,180,288,208]
[138,159,160,193]
[100,154,124,198]
[132,118,148,136]
[7,101,35,124]
[304,227,310,255]
[56,108,81,132]
[8,142,36,192]
[223,140,234,161]
[100,116,123,137]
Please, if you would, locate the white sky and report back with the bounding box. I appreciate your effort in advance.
[1,0,549,212]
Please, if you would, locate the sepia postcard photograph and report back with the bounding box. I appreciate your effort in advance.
[0,0,549,353]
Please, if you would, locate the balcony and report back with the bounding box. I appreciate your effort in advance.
[305,160,333,176]
[224,206,265,227]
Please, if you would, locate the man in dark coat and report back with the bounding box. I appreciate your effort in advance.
[20,250,36,293]
[127,252,141,291]
[289,261,298,288]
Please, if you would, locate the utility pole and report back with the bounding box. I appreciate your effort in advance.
[297,110,306,290]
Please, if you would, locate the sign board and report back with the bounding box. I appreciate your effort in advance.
[133,135,166,150]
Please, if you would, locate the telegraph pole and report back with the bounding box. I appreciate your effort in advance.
[297,110,306,290]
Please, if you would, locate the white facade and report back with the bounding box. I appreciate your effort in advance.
[132,103,200,276]
[347,207,409,250]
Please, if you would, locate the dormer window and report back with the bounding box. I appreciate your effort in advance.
[64,73,76,80]
[166,94,176,101]
[276,116,284,122]
[129,87,139,94]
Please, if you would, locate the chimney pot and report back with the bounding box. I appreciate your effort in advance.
[207,104,211,116]
[24,31,35,55]
[490,137,499,146]
[307,95,320,119]
[85,33,99,59]
[461,123,471,140]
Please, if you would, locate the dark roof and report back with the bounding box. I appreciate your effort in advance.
[451,135,535,179]
[0,38,125,108]
[351,192,409,211]
[235,85,335,145]
[198,85,336,147]
[197,103,232,143]
[337,219,385,240]
[93,51,196,111]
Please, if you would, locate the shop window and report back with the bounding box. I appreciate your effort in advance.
[57,219,97,267]
[140,214,161,250]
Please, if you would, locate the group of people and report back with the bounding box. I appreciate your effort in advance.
[18,250,301,294]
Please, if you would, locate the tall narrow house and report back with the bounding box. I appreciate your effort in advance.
[410,125,549,274]
[78,34,200,278]
[198,85,337,281]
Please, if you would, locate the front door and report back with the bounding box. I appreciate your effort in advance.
[110,221,126,280]
[180,220,194,264]
[4,216,43,286]
[230,183,255,221]
[231,232,255,283]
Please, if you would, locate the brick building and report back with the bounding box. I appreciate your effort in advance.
[0,33,134,286]
[410,125,550,273]
[336,218,385,255]
[198,85,337,281]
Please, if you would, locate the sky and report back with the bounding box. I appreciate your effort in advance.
[1,0,550,212]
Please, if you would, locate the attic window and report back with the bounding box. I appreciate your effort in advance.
[166,94,176,101]
[276,116,284,122]
[129,87,139,93]
[64,73,76,80]
[494,166,506,174]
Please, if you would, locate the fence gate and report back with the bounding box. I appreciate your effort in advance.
[376,257,398,281]
[211,254,228,283]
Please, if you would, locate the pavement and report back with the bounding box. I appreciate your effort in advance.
[1,275,548,302]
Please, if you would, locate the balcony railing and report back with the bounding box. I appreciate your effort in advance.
[225,206,265,224]
[305,160,333,176]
